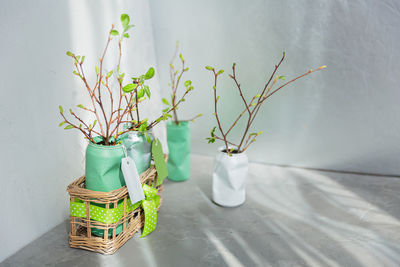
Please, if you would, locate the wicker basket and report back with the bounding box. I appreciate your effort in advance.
[67,165,163,254]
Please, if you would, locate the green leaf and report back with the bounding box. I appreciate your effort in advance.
[111,29,119,36]
[59,121,65,127]
[138,121,148,133]
[123,33,130,38]
[66,51,73,57]
[179,53,184,62]
[210,126,216,137]
[64,125,74,130]
[205,66,213,71]
[162,107,169,112]
[162,98,170,105]
[122,83,137,93]
[184,67,189,71]
[124,24,135,31]
[278,75,285,80]
[121,14,130,29]
[93,120,97,127]
[95,66,99,75]
[206,137,215,144]
[77,104,85,109]
[255,94,261,98]
[137,88,145,98]
[145,133,152,143]
[59,106,63,113]
[217,69,224,75]
[184,80,192,87]
[216,96,220,101]
[144,85,151,98]
[73,70,79,76]
[106,70,113,78]
[144,67,155,80]
[81,56,85,64]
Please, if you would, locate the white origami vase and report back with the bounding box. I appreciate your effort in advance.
[212,147,248,207]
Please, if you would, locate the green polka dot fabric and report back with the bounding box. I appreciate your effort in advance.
[141,197,157,237]
[140,184,160,238]
[70,184,160,237]
[70,198,140,224]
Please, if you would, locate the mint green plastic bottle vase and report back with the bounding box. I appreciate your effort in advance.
[167,121,191,181]
[85,142,125,192]
[85,141,126,237]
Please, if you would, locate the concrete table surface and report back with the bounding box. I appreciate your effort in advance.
[2,154,400,267]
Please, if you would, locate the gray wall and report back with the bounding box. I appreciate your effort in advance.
[150,0,400,175]
[0,0,162,261]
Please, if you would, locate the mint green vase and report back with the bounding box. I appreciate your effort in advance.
[85,141,125,192]
[167,121,191,182]
[85,139,126,237]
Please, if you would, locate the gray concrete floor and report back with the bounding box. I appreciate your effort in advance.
[2,154,400,267]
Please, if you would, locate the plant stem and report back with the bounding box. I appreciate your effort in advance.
[206,52,326,153]
[135,91,140,123]
[74,59,105,136]
[60,112,94,143]
[212,70,229,153]
[146,87,191,130]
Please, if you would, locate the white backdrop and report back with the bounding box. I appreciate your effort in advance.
[150,0,400,175]
[0,0,163,261]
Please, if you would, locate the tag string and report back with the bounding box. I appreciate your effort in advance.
[122,144,128,158]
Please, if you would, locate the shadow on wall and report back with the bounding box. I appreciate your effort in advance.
[150,0,400,175]
[66,0,166,151]
[0,0,161,263]
[0,0,83,262]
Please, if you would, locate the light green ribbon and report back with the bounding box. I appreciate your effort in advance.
[140,184,160,237]
[70,184,160,237]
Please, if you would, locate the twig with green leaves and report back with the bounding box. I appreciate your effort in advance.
[121,43,198,137]
[59,14,140,146]
[164,42,201,125]
[121,66,155,138]
[205,52,326,155]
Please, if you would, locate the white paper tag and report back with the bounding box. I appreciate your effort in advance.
[121,157,145,204]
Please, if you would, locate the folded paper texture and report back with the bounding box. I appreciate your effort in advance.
[167,121,191,182]
[212,147,248,207]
